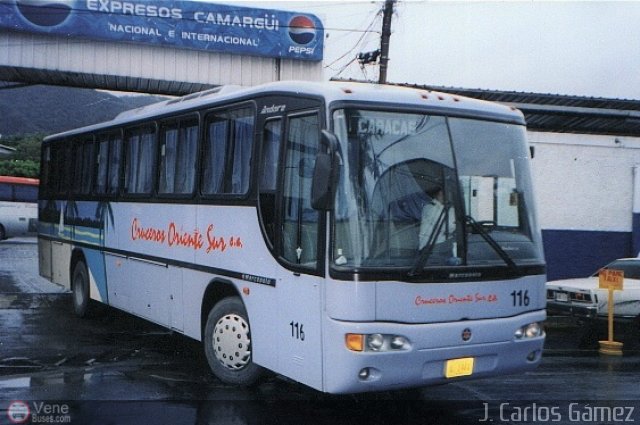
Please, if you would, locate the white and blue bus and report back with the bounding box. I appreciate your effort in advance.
[38,81,546,393]
[0,175,38,240]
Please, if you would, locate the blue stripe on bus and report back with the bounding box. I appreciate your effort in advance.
[72,225,103,246]
[83,247,108,303]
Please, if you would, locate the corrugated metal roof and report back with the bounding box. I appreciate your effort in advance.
[0,31,323,96]
[0,67,214,96]
[334,79,640,137]
[416,85,640,136]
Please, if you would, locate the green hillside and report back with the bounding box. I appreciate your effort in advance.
[0,85,166,178]
[0,85,165,137]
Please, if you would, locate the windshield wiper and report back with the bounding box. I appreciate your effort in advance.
[407,204,449,278]
[465,215,519,274]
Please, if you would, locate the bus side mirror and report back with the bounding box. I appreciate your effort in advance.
[311,130,341,211]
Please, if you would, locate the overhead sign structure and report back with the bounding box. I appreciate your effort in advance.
[0,0,324,61]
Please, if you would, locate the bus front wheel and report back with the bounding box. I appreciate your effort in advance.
[204,297,263,386]
[71,261,91,318]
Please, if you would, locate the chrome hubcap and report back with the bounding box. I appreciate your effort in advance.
[213,314,251,370]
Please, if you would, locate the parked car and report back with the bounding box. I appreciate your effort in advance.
[546,258,640,324]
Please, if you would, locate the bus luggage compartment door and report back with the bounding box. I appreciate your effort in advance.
[38,238,52,280]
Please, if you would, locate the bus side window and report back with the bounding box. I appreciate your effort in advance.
[14,184,37,203]
[107,134,122,195]
[159,120,198,195]
[95,136,109,194]
[202,117,229,195]
[82,139,95,195]
[48,144,67,197]
[202,107,255,196]
[95,133,123,196]
[230,109,254,195]
[71,141,84,195]
[41,146,50,196]
[281,113,320,268]
[124,126,156,195]
[259,119,282,248]
[0,182,11,201]
[70,138,95,196]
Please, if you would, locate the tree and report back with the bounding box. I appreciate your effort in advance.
[0,133,44,178]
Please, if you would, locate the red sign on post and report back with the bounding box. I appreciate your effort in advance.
[599,269,624,290]
[598,268,624,355]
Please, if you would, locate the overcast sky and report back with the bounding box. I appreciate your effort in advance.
[230,1,640,100]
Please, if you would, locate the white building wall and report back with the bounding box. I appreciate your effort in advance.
[528,131,640,232]
[527,131,640,279]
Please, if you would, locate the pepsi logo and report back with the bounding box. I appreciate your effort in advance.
[16,0,73,28]
[288,15,316,45]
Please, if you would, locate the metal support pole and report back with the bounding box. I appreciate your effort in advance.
[378,0,395,84]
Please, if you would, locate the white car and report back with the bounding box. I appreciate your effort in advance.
[546,258,640,323]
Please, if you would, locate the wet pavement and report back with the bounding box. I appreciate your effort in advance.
[1,238,639,424]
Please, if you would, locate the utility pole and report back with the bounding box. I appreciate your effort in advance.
[378,0,395,84]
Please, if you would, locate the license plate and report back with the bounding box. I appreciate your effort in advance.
[445,357,474,378]
[556,292,569,302]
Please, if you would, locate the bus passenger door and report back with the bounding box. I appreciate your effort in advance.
[275,111,324,389]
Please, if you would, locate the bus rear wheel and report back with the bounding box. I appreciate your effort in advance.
[204,297,263,386]
[71,261,91,318]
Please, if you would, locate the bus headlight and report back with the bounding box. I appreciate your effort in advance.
[390,336,409,350]
[367,334,385,351]
[514,322,544,340]
[525,322,542,338]
[346,333,410,352]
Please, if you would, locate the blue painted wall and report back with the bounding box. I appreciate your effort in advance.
[633,213,640,257]
[542,229,633,281]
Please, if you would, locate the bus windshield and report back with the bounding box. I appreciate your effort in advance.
[331,108,544,274]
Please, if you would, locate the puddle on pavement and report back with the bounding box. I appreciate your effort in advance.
[0,370,104,390]
[0,293,70,309]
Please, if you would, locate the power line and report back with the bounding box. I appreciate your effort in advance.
[326,7,382,76]
[325,18,379,69]
[333,56,358,78]
[326,7,382,46]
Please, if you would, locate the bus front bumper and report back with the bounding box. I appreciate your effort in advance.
[322,310,546,394]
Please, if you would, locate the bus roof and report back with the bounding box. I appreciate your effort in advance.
[44,81,525,142]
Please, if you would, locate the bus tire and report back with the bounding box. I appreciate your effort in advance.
[71,261,91,318]
[204,297,263,386]
[0,224,5,240]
